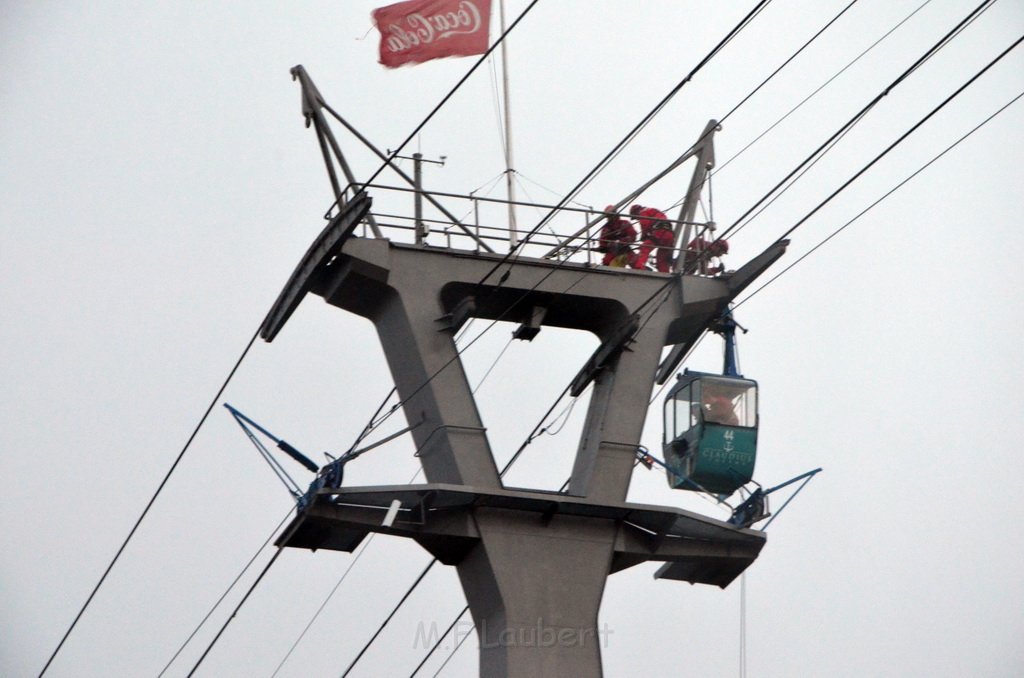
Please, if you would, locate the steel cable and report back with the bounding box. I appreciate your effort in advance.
[37,324,262,677]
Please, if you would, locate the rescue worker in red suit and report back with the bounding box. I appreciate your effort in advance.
[629,204,674,272]
[683,237,729,275]
[597,204,636,267]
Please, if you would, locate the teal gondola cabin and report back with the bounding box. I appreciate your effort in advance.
[663,370,759,495]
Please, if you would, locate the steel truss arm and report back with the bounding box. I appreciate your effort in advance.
[292,65,382,238]
[292,65,495,252]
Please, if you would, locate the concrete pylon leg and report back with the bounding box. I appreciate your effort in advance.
[371,287,501,488]
[569,335,666,503]
[456,511,615,677]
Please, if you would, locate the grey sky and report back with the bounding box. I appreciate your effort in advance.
[2,1,1023,676]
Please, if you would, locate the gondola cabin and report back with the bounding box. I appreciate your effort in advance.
[663,369,758,495]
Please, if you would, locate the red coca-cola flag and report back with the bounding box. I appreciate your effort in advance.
[372,0,492,68]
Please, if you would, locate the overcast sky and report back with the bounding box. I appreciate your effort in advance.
[3,1,1023,676]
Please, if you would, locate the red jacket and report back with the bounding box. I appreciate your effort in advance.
[599,218,636,253]
[635,207,670,239]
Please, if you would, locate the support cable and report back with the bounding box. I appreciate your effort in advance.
[407,605,469,677]
[471,334,515,394]
[724,117,864,243]
[158,507,295,677]
[711,0,996,248]
[713,0,936,176]
[717,1,859,138]
[569,11,1009,397]
[734,86,1024,310]
[773,31,1023,244]
[187,547,284,677]
[36,325,262,677]
[338,560,439,678]
[633,28,1019,347]
[723,0,996,244]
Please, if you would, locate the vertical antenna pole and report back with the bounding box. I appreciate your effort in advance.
[413,152,425,244]
[499,0,518,249]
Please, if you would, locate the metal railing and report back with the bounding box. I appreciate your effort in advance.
[333,183,720,273]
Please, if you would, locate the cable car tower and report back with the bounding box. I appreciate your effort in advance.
[262,67,788,677]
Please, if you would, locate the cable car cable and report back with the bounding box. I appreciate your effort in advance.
[187,547,284,677]
[430,613,472,677]
[580,3,999,325]
[625,9,1008,330]
[407,605,470,676]
[708,0,996,251]
[734,86,1024,311]
[712,0,937,177]
[36,325,262,677]
[158,506,294,677]
[724,118,865,245]
[725,0,998,246]
[772,31,1023,245]
[714,0,860,144]
[339,559,439,678]
[689,4,991,277]
[472,335,515,394]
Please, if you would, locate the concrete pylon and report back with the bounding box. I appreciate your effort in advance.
[267,197,786,676]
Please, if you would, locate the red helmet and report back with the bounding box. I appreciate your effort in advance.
[604,204,616,214]
[629,204,643,216]
[711,239,729,255]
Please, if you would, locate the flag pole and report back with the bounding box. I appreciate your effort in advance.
[499,0,518,249]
